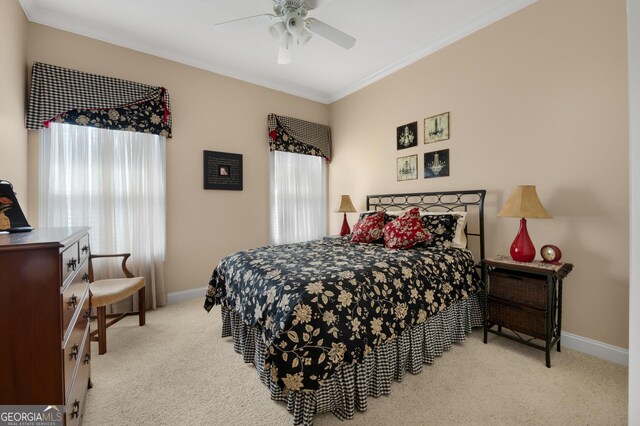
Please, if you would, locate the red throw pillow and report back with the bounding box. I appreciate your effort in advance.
[383,210,431,249]
[351,211,385,243]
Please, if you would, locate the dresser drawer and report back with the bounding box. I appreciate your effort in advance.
[488,297,546,339]
[62,261,90,336]
[489,270,547,309]
[65,333,90,426]
[79,234,90,264]
[63,291,90,400]
[62,241,80,286]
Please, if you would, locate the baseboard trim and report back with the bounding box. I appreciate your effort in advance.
[561,331,628,366]
[166,287,207,305]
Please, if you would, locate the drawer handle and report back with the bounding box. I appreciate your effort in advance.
[82,272,90,283]
[81,245,89,254]
[67,258,77,271]
[84,353,91,364]
[68,295,78,309]
[70,344,79,360]
[70,400,80,418]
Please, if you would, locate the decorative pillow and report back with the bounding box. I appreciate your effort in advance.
[351,211,385,243]
[358,210,381,221]
[421,211,468,248]
[361,209,409,225]
[420,214,458,248]
[383,209,431,249]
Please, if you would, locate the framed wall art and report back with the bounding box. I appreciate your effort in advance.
[424,149,450,178]
[396,121,418,150]
[203,150,243,190]
[424,112,450,143]
[397,154,418,181]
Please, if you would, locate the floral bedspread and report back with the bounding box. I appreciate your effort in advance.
[204,237,481,392]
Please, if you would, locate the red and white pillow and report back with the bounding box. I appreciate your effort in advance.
[350,211,385,243]
[383,208,431,249]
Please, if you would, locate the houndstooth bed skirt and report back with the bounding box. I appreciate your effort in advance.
[220,293,484,426]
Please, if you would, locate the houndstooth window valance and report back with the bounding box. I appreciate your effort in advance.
[26,62,172,138]
[268,114,331,162]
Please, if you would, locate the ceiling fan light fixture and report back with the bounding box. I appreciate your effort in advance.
[298,27,313,45]
[269,21,286,39]
[284,13,303,35]
[278,33,292,64]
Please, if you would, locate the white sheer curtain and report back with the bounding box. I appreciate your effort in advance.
[269,151,326,245]
[40,123,166,308]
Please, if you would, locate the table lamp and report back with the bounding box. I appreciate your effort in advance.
[337,195,357,236]
[497,185,552,262]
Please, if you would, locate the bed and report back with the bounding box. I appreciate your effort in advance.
[204,190,486,425]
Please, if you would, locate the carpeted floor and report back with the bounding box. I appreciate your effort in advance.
[82,298,627,425]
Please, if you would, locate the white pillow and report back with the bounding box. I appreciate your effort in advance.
[420,211,468,248]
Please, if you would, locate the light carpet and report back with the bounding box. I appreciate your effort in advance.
[83,298,627,425]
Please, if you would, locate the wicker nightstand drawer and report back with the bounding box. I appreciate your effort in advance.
[489,270,547,310]
[488,297,546,339]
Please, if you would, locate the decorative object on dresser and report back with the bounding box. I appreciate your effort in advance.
[424,149,450,178]
[0,180,33,233]
[396,121,418,150]
[337,195,357,236]
[88,253,146,355]
[540,244,562,263]
[424,112,450,143]
[497,185,552,262]
[396,154,418,181]
[0,227,92,424]
[482,255,573,367]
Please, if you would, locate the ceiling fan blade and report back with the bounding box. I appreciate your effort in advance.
[306,18,356,49]
[214,14,277,32]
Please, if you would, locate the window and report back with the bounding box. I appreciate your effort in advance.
[40,123,166,308]
[269,151,326,244]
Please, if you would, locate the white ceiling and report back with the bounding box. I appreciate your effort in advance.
[19,0,535,104]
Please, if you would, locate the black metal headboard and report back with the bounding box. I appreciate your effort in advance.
[366,190,486,261]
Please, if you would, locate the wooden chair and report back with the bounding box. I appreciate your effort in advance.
[88,253,145,355]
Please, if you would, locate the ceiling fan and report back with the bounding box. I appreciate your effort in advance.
[215,0,356,65]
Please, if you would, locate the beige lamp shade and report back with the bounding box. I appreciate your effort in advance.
[337,195,357,213]
[497,185,552,218]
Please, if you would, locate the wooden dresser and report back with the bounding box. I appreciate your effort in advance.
[0,227,92,424]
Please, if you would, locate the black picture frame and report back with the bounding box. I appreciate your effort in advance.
[424,149,450,178]
[424,112,450,144]
[203,150,243,190]
[396,121,418,150]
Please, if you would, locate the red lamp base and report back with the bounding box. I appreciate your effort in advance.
[340,213,351,236]
[510,217,536,262]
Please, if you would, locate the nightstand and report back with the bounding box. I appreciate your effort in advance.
[482,255,573,367]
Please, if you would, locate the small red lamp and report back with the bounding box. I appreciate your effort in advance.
[497,185,552,262]
[337,195,357,236]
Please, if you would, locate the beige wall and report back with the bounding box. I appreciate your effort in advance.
[329,0,629,348]
[8,0,629,348]
[25,23,329,297]
[0,1,28,210]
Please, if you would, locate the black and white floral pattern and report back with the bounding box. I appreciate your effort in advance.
[268,114,331,161]
[421,214,458,247]
[204,237,480,392]
[53,96,171,137]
